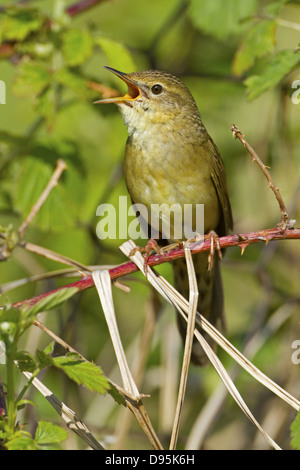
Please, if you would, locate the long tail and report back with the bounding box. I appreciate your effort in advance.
[173,253,225,365]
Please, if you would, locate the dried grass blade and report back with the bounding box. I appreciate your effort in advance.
[92,270,139,396]
[22,371,105,450]
[169,246,198,450]
[92,269,163,450]
[120,241,282,449]
[159,277,300,411]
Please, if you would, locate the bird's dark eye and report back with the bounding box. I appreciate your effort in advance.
[151,84,163,95]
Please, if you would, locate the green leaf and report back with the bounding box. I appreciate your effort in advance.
[12,140,84,232]
[36,349,53,369]
[291,410,300,449]
[62,29,94,66]
[5,431,37,450]
[35,86,57,128]
[0,8,44,42]
[5,423,67,449]
[106,382,126,407]
[16,399,36,411]
[188,0,257,40]
[34,421,68,446]
[24,287,79,317]
[54,67,92,100]
[15,351,37,372]
[244,49,300,100]
[51,353,110,394]
[12,60,51,98]
[0,308,20,346]
[265,0,290,15]
[95,36,136,73]
[233,20,277,76]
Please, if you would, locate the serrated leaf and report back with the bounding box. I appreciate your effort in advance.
[16,399,36,410]
[36,349,53,369]
[35,86,56,128]
[265,0,289,15]
[24,287,79,317]
[291,410,300,449]
[15,351,37,372]
[12,142,84,232]
[95,37,136,73]
[12,60,51,98]
[34,421,68,445]
[5,431,37,450]
[244,49,300,100]
[107,382,126,406]
[62,29,94,66]
[188,0,257,40]
[0,8,44,42]
[51,353,110,394]
[43,341,55,355]
[233,20,277,76]
[54,67,92,100]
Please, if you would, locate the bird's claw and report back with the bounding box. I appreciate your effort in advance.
[129,238,164,275]
[205,230,222,270]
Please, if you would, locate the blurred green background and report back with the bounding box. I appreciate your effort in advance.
[0,0,300,450]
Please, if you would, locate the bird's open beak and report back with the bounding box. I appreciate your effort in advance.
[94,67,141,105]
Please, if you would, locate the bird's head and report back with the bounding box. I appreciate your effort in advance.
[94,67,200,135]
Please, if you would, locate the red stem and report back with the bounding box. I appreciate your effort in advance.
[11,227,300,310]
[66,0,108,17]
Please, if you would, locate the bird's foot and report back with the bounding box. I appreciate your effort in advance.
[204,230,222,271]
[129,238,164,274]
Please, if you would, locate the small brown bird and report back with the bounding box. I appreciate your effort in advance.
[96,67,232,365]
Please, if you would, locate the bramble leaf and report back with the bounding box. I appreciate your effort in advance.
[233,20,277,76]
[95,36,136,73]
[188,0,257,39]
[12,60,51,97]
[51,353,110,394]
[0,8,44,42]
[34,421,68,446]
[62,29,94,66]
[244,49,300,100]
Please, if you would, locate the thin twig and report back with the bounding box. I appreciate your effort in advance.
[231,124,294,230]
[18,159,67,237]
[23,242,92,273]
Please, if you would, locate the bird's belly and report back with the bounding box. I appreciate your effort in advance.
[124,142,220,240]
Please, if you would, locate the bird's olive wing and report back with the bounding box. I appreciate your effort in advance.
[209,138,233,236]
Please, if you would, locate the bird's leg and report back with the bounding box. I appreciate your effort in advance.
[129,238,165,274]
[205,230,222,271]
[184,231,222,270]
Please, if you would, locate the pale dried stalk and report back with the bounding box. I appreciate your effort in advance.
[22,371,104,450]
[92,270,139,396]
[185,302,298,449]
[24,242,92,272]
[92,269,163,450]
[160,275,300,411]
[169,246,198,450]
[119,240,300,449]
[110,293,159,449]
